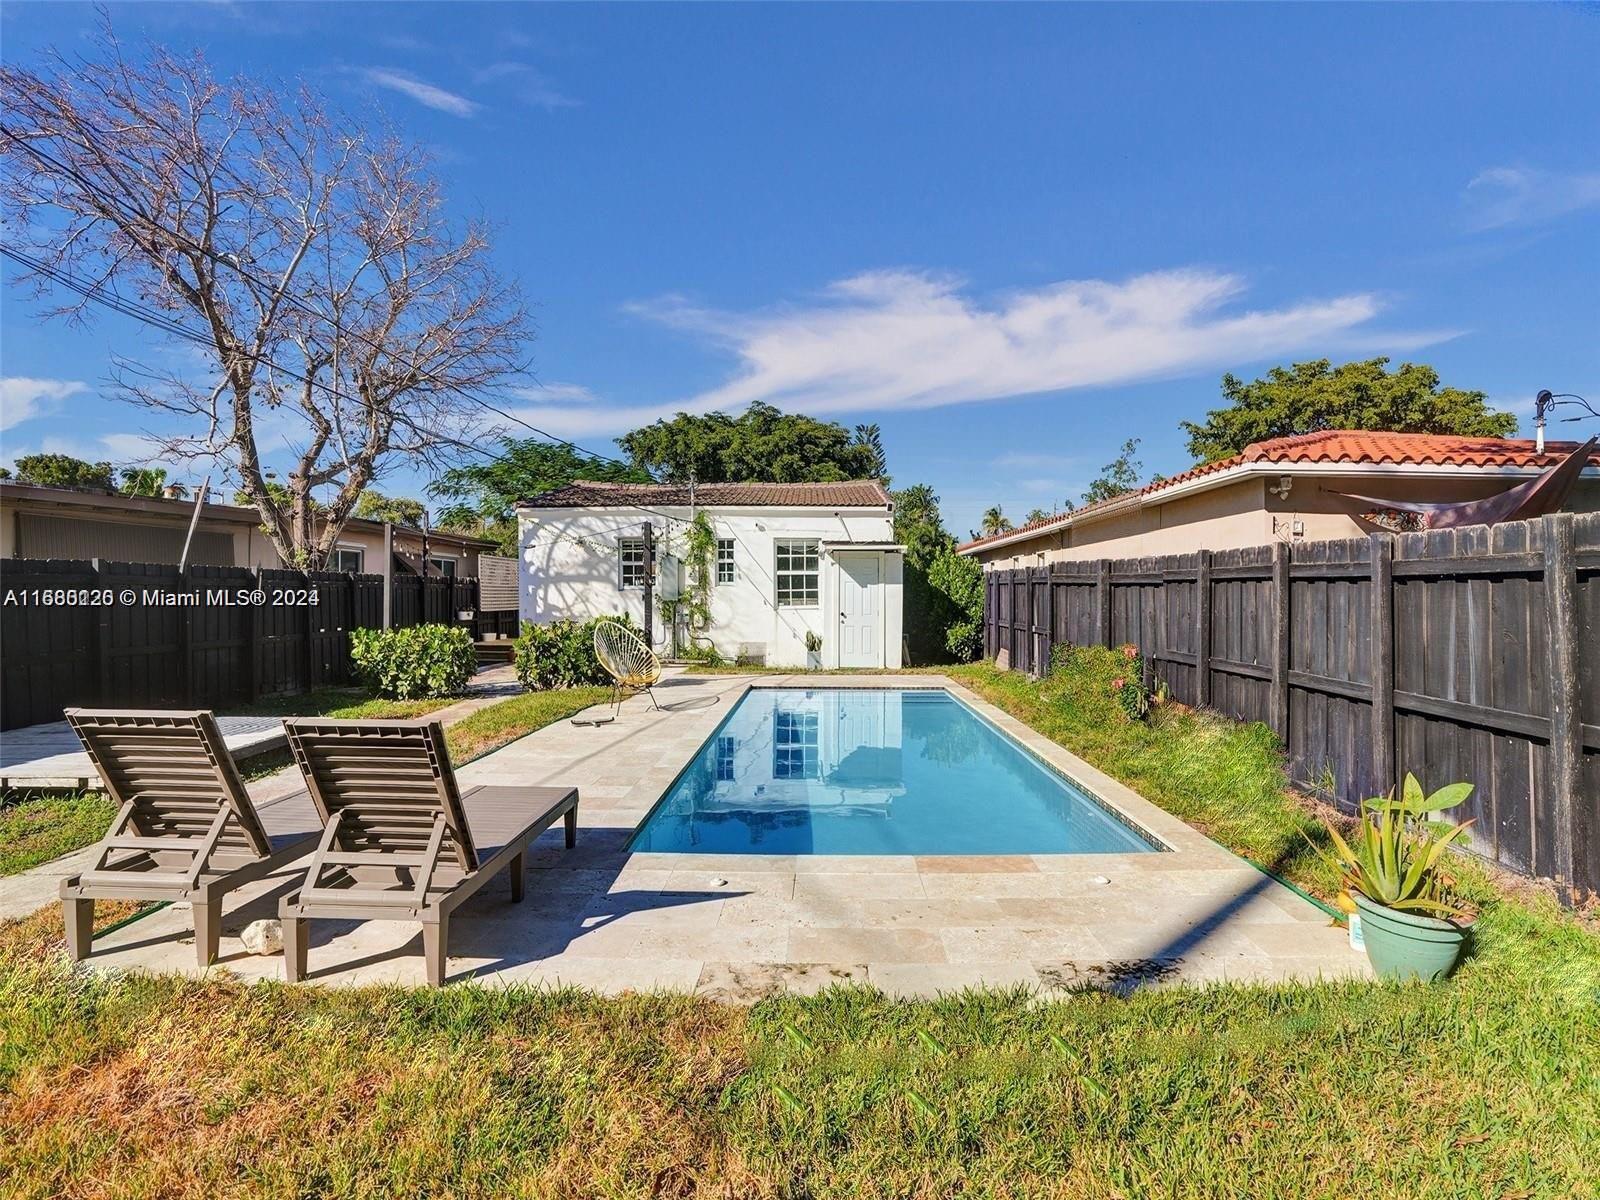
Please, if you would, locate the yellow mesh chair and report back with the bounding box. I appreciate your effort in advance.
[594,620,664,714]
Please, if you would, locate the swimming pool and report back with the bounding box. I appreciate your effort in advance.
[628,688,1161,855]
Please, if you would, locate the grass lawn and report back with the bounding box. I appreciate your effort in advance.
[445,686,611,763]
[1,657,1596,1197]
[0,791,117,876]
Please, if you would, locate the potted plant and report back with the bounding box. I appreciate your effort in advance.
[1313,774,1476,981]
[804,631,823,671]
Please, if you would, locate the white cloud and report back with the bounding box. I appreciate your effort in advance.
[1463,166,1600,231]
[511,268,1451,437]
[993,451,1080,471]
[0,377,88,431]
[510,381,598,405]
[473,62,578,110]
[359,68,479,117]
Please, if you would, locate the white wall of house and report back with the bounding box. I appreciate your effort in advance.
[516,503,903,669]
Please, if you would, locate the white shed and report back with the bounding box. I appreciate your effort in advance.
[515,480,904,669]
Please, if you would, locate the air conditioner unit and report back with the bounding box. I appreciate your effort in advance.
[737,642,767,666]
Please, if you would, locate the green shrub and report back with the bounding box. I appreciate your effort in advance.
[514,613,641,690]
[348,624,477,700]
[926,550,984,661]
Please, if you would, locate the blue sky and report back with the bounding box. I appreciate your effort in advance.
[2,2,1597,538]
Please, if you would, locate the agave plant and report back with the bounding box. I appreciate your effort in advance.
[1313,774,1475,919]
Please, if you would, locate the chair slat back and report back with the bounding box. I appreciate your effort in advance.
[594,620,662,687]
[283,719,477,870]
[65,709,271,857]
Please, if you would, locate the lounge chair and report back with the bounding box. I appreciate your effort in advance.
[278,718,579,986]
[60,708,321,967]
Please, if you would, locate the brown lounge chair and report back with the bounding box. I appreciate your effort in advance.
[60,709,321,967]
[278,718,579,986]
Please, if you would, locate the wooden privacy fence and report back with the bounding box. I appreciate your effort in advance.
[982,512,1599,896]
[1,559,516,731]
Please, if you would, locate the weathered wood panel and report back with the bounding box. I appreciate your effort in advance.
[980,511,1600,897]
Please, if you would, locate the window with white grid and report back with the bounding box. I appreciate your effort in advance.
[618,537,646,588]
[773,539,819,607]
[716,538,736,584]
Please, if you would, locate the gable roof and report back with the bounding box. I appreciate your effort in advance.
[957,430,1599,554]
[517,479,893,509]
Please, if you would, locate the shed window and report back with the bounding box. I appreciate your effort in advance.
[774,540,819,607]
[618,537,647,589]
[716,538,736,584]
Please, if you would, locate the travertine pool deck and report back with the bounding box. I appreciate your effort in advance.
[73,672,1369,998]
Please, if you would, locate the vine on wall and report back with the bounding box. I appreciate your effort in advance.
[658,510,717,658]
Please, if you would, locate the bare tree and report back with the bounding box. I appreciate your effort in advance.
[0,24,529,567]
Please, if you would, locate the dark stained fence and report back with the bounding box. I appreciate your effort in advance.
[1,561,518,729]
[982,512,1600,897]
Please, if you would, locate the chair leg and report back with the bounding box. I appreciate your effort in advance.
[283,914,307,983]
[64,896,93,962]
[193,895,222,968]
[422,916,449,987]
[509,852,525,902]
[565,806,578,848]
[647,685,662,711]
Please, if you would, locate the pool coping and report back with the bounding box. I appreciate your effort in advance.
[622,674,1244,876]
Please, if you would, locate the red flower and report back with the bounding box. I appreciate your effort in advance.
[1122,644,1138,660]
[1112,678,1125,689]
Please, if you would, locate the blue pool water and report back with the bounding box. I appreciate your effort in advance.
[629,688,1160,855]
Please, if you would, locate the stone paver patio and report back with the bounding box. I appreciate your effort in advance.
[71,672,1370,999]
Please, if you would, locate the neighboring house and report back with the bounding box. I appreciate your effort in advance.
[516,479,905,668]
[0,480,495,577]
[958,431,1600,568]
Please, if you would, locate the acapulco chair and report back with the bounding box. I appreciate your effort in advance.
[593,620,664,715]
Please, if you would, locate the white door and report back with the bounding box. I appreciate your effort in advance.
[836,553,883,668]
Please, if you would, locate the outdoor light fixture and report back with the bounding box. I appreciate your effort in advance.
[1269,474,1294,500]
[1533,389,1600,454]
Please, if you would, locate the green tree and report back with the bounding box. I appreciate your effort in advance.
[429,438,649,554]
[119,467,169,497]
[1081,438,1143,506]
[354,491,426,528]
[892,483,954,569]
[980,506,1013,538]
[1025,507,1051,524]
[853,422,889,485]
[617,402,880,483]
[1181,358,1517,464]
[12,453,114,490]
[892,483,957,665]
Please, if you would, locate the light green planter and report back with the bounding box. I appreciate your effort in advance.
[1352,890,1471,982]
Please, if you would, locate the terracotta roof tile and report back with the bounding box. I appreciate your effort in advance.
[957,431,1597,553]
[517,479,893,509]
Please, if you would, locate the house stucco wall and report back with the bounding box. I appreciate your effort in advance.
[972,473,1600,568]
[517,504,902,668]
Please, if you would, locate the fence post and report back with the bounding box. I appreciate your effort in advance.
[984,573,993,660]
[1041,563,1056,675]
[1369,535,1395,801]
[1195,550,1212,708]
[1096,559,1112,647]
[1543,513,1580,892]
[1271,541,1291,739]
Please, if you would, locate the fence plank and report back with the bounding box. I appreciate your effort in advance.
[1370,535,1395,797]
[1271,541,1291,738]
[1543,514,1579,887]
